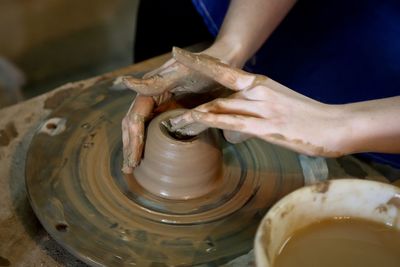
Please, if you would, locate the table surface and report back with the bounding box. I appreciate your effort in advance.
[0,53,392,267]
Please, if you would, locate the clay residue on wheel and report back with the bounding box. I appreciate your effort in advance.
[44,85,81,109]
[0,122,18,147]
[25,83,305,267]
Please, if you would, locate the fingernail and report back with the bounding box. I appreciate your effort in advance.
[176,127,196,136]
[121,165,133,174]
[169,117,185,131]
[169,116,182,125]
[161,120,173,132]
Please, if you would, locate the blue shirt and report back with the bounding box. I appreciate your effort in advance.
[192,0,400,168]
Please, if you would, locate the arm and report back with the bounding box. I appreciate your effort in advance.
[122,0,296,95]
[204,0,297,67]
[342,97,400,154]
[120,0,296,171]
[169,48,400,157]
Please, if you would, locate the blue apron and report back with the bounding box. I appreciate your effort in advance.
[192,0,400,169]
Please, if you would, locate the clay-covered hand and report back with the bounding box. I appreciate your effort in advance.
[168,48,349,157]
[121,96,155,174]
[119,56,217,98]
[118,54,218,174]
[118,49,234,174]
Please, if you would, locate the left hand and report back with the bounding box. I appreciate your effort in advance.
[167,48,348,157]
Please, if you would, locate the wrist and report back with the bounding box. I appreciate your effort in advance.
[320,104,356,156]
[331,103,365,155]
[202,37,248,68]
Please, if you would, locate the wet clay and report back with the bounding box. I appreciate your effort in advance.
[274,217,400,267]
[43,86,81,109]
[0,122,18,147]
[133,109,222,200]
[26,82,304,267]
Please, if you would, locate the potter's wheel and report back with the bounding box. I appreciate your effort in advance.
[26,79,304,266]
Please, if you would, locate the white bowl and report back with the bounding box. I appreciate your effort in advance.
[254,179,400,267]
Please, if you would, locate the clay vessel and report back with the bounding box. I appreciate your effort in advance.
[134,109,222,200]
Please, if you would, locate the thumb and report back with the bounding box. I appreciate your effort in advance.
[223,130,251,144]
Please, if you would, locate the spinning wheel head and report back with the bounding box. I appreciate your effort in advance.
[26,79,304,266]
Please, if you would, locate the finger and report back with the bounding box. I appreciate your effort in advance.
[143,58,176,79]
[194,98,266,118]
[122,100,137,173]
[228,91,247,99]
[168,110,196,131]
[223,130,252,144]
[154,99,181,114]
[168,97,268,132]
[175,122,209,136]
[128,122,145,168]
[121,75,169,96]
[122,96,154,172]
[153,91,173,106]
[172,47,256,91]
[121,119,133,174]
[122,165,133,174]
[190,111,337,157]
[191,110,265,135]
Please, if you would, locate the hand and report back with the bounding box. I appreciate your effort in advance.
[119,57,216,98]
[121,96,154,174]
[168,48,349,157]
[118,49,228,173]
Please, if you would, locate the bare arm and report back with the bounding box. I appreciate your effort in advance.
[120,0,296,171]
[204,0,297,67]
[169,48,400,157]
[342,97,400,154]
[122,0,297,96]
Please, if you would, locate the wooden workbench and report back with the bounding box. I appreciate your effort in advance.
[0,53,394,267]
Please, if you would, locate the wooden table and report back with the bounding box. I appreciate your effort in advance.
[0,53,393,267]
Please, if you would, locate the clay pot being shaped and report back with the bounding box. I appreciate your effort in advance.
[133,109,222,200]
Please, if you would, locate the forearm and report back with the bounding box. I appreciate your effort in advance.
[204,0,296,67]
[340,96,400,154]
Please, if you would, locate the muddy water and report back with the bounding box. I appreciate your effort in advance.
[274,218,400,267]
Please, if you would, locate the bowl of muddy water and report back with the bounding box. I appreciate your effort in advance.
[254,179,400,267]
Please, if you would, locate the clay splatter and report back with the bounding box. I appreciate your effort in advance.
[280,204,294,219]
[313,181,330,194]
[43,88,74,109]
[376,204,388,213]
[0,122,18,147]
[24,113,35,124]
